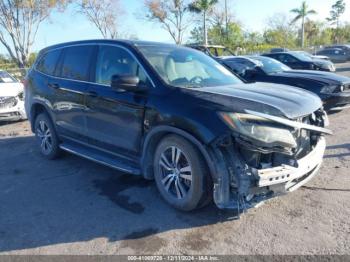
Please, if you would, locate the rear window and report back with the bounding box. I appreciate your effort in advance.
[60,46,94,81]
[36,49,61,76]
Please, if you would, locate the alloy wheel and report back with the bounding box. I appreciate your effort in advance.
[36,120,53,155]
[158,146,192,199]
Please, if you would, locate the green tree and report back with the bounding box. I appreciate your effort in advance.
[290,1,317,47]
[188,0,218,45]
[327,0,346,43]
[263,13,297,48]
[327,0,346,28]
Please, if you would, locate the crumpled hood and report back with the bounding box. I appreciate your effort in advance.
[183,82,322,119]
[0,83,23,97]
[277,70,350,85]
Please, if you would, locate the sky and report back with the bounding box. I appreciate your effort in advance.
[1,0,350,54]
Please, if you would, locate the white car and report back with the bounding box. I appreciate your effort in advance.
[0,70,27,121]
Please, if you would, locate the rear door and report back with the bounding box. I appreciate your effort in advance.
[84,45,150,156]
[52,45,95,141]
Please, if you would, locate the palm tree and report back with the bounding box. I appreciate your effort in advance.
[189,0,218,45]
[290,1,317,48]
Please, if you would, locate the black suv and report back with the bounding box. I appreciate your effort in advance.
[25,40,331,212]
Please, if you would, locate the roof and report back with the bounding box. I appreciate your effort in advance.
[186,44,226,49]
[40,39,178,53]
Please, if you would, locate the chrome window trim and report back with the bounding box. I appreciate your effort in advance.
[34,42,156,88]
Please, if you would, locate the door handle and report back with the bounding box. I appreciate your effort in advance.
[87,91,99,97]
[48,83,60,89]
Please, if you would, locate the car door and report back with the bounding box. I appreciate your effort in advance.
[52,45,95,141]
[85,45,150,156]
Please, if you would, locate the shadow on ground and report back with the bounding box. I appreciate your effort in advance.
[325,143,350,158]
[0,136,238,253]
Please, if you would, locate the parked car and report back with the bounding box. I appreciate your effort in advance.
[316,48,348,63]
[325,45,350,60]
[221,56,350,112]
[263,51,336,72]
[25,40,331,212]
[0,70,27,121]
[186,44,235,58]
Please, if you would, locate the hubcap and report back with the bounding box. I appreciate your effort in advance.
[36,120,52,155]
[159,146,192,199]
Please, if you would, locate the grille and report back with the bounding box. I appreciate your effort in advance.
[0,96,17,109]
[343,83,350,92]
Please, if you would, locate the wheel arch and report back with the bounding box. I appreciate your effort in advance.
[141,125,217,181]
[29,102,55,132]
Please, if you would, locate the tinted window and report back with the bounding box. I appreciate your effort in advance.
[289,52,312,61]
[95,46,148,86]
[60,46,94,81]
[36,50,61,76]
[250,56,291,74]
[223,59,256,75]
[278,54,298,63]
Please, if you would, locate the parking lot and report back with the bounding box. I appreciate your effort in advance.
[0,63,349,255]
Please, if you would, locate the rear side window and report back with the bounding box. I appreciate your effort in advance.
[36,49,61,76]
[60,46,94,81]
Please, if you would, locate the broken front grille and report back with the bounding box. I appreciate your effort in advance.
[0,96,17,109]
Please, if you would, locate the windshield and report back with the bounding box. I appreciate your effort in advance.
[0,71,16,83]
[290,51,313,62]
[249,56,291,74]
[137,45,242,88]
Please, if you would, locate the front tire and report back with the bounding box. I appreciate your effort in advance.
[153,135,211,211]
[34,113,61,159]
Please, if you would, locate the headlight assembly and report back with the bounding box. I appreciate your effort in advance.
[320,85,338,94]
[219,112,297,148]
[18,92,24,101]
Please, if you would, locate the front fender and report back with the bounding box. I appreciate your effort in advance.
[141,125,219,181]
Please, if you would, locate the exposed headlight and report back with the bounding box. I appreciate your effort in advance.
[219,112,297,148]
[339,85,345,92]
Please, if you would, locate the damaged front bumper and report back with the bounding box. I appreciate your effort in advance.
[212,137,326,211]
[211,106,330,213]
[0,98,27,121]
[256,137,325,191]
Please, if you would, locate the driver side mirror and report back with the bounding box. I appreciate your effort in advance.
[111,75,148,92]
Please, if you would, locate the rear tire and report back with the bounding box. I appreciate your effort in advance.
[34,113,61,159]
[153,134,211,211]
